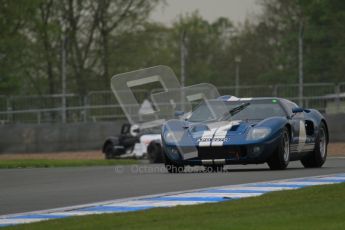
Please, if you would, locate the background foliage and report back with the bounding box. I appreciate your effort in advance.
[0,0,344,96]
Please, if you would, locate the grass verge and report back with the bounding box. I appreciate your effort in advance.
[5,183,345,230]
[0,159,137,169]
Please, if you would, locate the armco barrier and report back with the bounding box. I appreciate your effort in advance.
[324,114,345,142]
[0,115,344,154]
[0,121,125,153]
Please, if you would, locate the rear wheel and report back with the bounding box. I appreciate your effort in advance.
[147,143,163,163]
[267,127,290,170]
[103,137,124,160]
[104,143,116,159]
[301,122,328,168]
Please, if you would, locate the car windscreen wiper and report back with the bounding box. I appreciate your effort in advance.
[229,102,250,116]
[220,102,251,120]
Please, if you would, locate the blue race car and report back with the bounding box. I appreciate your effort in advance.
[161,97,329,173]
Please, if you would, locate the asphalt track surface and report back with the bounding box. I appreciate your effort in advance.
[1,158,345,215]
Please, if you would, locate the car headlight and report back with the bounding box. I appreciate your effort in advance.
[164,131,184,143]
[247,127,271,140]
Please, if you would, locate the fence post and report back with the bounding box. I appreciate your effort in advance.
[304,98,309,108]
[83,95,89,122]
[273,85,278,97]
[335,84,340,113]
[6,97,12,123]
[37,111,41,124]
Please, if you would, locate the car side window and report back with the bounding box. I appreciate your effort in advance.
[288,101,305,119]
[282,99,298,116]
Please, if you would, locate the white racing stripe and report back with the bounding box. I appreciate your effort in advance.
[239,98,253,101]
[199,121,241,147]
[297,120,307,152]
[211,121,240,147]
[227,96,240,101]
[211,130,228,147]
[198,130,215,147]
[0,173,344,227]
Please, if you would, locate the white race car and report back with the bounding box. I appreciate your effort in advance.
[102,123,163,163]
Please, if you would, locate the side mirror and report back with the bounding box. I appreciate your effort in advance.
[292,107,304,114]
[174,110,185,117]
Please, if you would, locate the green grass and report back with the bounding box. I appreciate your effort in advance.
[0,159,137,169]
[5,183,345,230]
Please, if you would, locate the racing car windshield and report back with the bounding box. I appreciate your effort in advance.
[188,99,286,122]
[187,100,228,122]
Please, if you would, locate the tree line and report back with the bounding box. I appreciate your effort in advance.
[0,0,344,96]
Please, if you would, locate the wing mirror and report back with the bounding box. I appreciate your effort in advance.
[292,107,304,114]
[174,110,185,117]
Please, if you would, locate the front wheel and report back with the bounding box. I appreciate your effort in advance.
[301,122,328,168]
[104,143,116,159]
[267,127,290,170]
[103,138,123,159]
[147,142,163,163]
[164,154,184,173]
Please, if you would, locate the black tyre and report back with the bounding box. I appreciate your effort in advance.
[205,165,224,173]
[301,122,328,168]
[147,142,163,163]
[267,127,290,170]
[164,154,184,173]
[103,137,124,160]
[104,142,116,159]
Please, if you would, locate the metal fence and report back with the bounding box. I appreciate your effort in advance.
[1,82,345,124]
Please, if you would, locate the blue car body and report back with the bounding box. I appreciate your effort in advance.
[161,97,328,169]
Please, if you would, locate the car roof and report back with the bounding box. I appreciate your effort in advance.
[216,95,285,102]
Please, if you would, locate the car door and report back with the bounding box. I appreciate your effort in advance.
[284,101,307,155]
[291,110,307,153]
